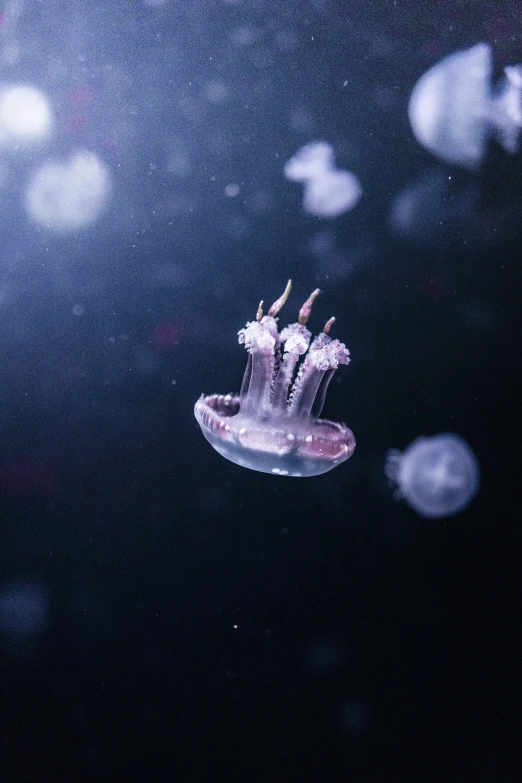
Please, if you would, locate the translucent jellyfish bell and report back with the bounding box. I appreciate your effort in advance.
[303,170,362,218]
[194,281,356,477]
[408,43,522,169]
[25,150,110,232]
[284,141,362,218]
[385,433,480,518]
[283,141,336,182]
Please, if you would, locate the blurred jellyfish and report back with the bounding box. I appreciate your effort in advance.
[0,578,49,641]
[25,149,110,232]
[338,699,372,736]
[284,141,335,180]
[0,84,53,146]
[302,170,362,218]
[389,169,479,249]
[389,168,522,251]
[409,43,522,169]
[386,433,480,518]
[306,637,343,674]
[284,141,362,218]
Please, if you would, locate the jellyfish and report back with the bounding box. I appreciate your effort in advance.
[25,149,110,232]
[284,141,362,218]
[389,167,522,251]
[385,433,480,518]
[0,84,53,146]
[194,281,356,477]
[408,43,522,169]
[284,141,336,181]
[302,170,362,219]
[0,578,49,640]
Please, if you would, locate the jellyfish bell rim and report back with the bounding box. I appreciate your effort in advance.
[194,393,356,478]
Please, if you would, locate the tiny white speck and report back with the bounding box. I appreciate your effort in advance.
[287,433,295,441]
[305,435,313,442]
[239,427,247,435]
[225,424,231,431]
[271,468,281,474]
[279,470,289,475]
[233,624,238,629]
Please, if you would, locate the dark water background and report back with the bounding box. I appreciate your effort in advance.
[1,1,521,780]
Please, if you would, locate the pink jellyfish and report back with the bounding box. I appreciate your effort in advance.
[194,281,356,477]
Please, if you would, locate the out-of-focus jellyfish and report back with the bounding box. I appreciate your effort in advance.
[284,141,336,181]
[0,84,53,146]
[389,168,522,251]
[385,433,480,518]
[284,141,362,218]
[0,578,49,641]
[25,149,110,232]
[302,170,362,219]
[194,281,356,477]
[409,43,522,169]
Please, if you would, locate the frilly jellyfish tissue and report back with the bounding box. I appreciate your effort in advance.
[409,43,522,169]
[385,433,480,518]
[194,281,356,477]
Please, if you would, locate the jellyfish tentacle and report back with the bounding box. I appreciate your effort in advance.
[323,316,335,334]
[310,368,335,419]
[238,317,279,415]
[267,279,292,318]
[289,333,350,419]
[239,353,252,402]
[271,323,311,411]
[298,288,320,325]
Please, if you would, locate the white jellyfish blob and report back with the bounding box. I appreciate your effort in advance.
[408,43,522,169]
[302,169,362,218]
[284,141,335,181]
[284,141,362,218]
[0,84,53,145]
[385,433,480,519]
[25,149,110,232]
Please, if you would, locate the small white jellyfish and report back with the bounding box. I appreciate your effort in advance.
[0,84,53,146]
[408,43,522,169]
[284,141,335,181]
[284,141,362,218]
[25,149,110,232]
[385,433,480,519]
[302,169,362,218]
